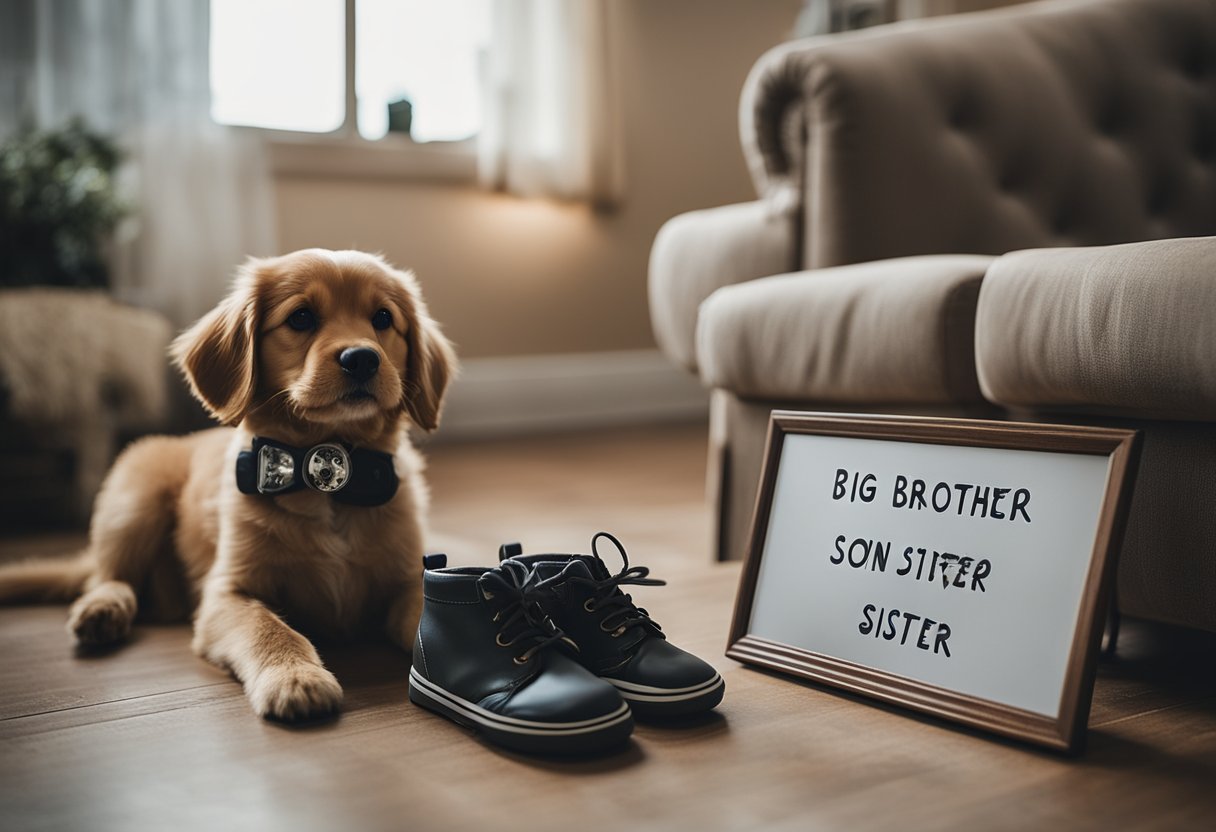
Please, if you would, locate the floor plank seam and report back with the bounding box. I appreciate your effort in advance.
[0,682,233,723]
[1089,694,1216,729]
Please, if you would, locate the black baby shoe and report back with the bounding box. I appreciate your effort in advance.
[409,554,633,755]
[499,532,724,718]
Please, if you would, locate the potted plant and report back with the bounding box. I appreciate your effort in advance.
[0,119,127,288]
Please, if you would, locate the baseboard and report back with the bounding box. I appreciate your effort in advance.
[436,349,709,440]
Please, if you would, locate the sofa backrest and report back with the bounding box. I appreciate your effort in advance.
[741,0,1216,269]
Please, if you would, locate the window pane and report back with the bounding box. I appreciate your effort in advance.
[210,0,346,133]
[356,0,490,142]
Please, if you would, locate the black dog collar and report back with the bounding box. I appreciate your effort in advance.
[235,437,398,507]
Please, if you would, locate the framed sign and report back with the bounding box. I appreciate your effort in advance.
[727,412,1140,753]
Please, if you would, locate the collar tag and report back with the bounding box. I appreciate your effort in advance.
[256,444,297,494]
[302,443,351,493]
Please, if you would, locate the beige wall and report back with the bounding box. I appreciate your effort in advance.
[949,0,1036,12]
[275,0,802,360]
[899,0,1036,16]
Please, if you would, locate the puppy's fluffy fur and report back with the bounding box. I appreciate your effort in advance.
[0,249,456,720]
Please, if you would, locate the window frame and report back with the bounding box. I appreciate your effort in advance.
[218,0,479,183]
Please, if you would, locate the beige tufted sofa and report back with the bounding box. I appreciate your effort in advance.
[649,0,1216,631]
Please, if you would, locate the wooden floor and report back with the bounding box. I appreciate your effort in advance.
[2,424,1215,832]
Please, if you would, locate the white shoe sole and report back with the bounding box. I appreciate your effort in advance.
[601,673,725,717]
[409,667,633,754]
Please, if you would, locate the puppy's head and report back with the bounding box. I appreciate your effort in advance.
[172,249,456,434]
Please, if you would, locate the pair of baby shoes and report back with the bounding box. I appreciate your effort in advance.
[408,532,724,755]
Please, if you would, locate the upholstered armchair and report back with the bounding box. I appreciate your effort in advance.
[649,0,1216,631]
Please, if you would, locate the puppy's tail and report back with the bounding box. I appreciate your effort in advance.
[0,552,93,604]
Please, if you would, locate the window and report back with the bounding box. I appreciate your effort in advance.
[209,0,491,144]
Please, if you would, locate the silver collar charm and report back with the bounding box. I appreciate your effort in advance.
[256,442,352,495]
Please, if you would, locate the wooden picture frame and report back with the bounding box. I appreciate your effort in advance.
[726,412,1141,754]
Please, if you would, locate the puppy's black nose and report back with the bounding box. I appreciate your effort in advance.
[338,347,380,382]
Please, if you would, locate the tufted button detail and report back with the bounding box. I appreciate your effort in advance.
[998,159,1026,191]
[1096,101,1124,136]
[1049,201,1076,236]
[1146,179,1172,216]
[1181,44,1206,79]
[1194,110,1216,161]
[947,92,977,130]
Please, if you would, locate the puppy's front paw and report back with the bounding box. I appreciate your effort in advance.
[247,662,344,721]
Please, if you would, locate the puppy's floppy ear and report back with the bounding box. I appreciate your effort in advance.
[402,287,457,433]
[171,265,260,425]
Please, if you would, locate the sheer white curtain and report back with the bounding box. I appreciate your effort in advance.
[478,0,622,206]
[0,0,275,325]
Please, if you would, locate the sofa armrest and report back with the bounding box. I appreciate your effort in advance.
[740,0,1216,269]
[649,201,795,373]
[976,236,1216,420]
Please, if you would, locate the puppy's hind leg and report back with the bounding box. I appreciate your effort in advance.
[0,553,92,605]
[67,436,190,646]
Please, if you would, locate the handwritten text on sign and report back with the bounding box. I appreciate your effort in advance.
[748,434,1110,717]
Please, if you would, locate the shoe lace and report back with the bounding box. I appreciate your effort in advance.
[477,560,578,663]
[568,532,666,638]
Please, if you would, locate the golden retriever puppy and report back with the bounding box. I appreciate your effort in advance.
[0,249,455,720]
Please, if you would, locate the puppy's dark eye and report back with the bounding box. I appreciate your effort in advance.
[288,308,316,331]
[371,308,393,331]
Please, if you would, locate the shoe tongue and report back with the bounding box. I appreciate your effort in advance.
[530,555,613,585]
[477,560,531,601]
[496,559,531,586]
[532,558,593,581]
[578,554,612,581]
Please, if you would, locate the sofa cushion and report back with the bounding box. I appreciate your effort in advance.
[976,237,1216,420]
[695,255,993,403]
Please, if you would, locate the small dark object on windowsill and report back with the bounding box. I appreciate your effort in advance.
[387,97,413,138]
[795,0,894,36]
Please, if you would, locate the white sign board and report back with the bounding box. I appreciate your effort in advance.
[727,413,1140,753]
